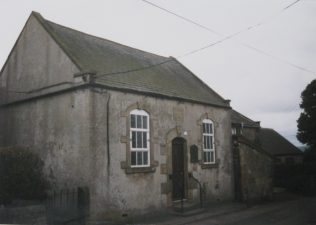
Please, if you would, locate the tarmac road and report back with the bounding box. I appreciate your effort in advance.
[182,196,316,225]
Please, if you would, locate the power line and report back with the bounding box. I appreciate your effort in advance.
[142,0,302,38]
[95,58,174,78]
[141,0,315,76]
[240,43,316,75]
[283,0,302,10]
[96,0,311,79]
[142,0,219,35]
[178,32,240,58]
[2,0,312,93]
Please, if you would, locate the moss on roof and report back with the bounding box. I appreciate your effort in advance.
[32,12,230,108]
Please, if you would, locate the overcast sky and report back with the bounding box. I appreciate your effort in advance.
[1,0,315,146]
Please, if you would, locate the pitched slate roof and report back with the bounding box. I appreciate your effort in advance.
[32,12,230,108]
[258,128,303,156]
[231,110,260,128]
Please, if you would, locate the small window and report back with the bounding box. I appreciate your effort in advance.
[232,127,242,135]
[130,109,150,167]
[232,127,237,135]
[202,119,215,164]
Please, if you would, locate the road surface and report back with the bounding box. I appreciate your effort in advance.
[183,197,316,225]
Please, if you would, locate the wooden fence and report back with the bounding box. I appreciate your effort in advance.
[46,187,89,225]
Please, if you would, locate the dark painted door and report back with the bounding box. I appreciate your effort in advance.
[172,137,185,200]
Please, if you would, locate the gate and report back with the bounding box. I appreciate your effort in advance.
[46,187,89,225]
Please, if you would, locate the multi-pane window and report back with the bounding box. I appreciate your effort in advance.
[130,109,150,167]
[202,119,215,164]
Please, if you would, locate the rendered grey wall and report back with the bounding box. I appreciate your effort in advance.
[0,86,234,219]
[0,15,79,104]
[0,89,93,189]
[0,13,234,220]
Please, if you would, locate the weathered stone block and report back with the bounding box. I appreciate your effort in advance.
[160,163,167,174]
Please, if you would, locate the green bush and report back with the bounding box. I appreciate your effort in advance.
[273,163,316,195]
[0,147,49,205]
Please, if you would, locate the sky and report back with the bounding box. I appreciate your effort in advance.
[0,0,315,146]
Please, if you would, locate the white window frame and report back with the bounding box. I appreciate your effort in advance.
[130,109,150,168]
[202,119,215,164]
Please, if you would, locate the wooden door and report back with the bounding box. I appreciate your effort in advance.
[172,137,186,200]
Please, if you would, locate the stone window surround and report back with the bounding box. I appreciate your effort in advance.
[120,102,158,174]
[197,113,219,169]
[130,109,150,167]
[202,118,216,164]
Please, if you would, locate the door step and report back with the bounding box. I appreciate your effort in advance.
[171,201,205,217]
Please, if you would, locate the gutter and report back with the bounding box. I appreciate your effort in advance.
[231,122,260,129]
[91,82,232,109]
[0,83,89,108]
[1,72,231,110]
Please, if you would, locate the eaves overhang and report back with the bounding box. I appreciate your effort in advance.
[0,82,232,110]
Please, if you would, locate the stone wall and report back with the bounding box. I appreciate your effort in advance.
[240,127,259,143]
[239,142,273,201]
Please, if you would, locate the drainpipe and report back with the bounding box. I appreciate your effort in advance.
[106,93,111,168]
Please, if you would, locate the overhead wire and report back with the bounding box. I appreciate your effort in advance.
[140,0,315,76]
[142,0,219,35]
[96,0,312,79]
[2,0,312,94]
[142,0,302,35]
[95,58,174,78]
[283,0,302,10]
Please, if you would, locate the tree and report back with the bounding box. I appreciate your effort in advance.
[297,79,316,160]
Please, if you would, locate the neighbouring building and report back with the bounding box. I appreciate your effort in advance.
[231,110,273,202]
[258,128,303,165]
[0,12,235,219]
[257,128,304,192]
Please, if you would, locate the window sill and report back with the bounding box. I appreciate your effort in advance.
[121,161,158,174]
[200,162,219,169]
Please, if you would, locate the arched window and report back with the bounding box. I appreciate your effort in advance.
[202,119,215,164]
[130,109,150,167]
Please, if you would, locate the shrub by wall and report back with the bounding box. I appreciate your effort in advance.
[0,147,49,205]
[274,163,316,195]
